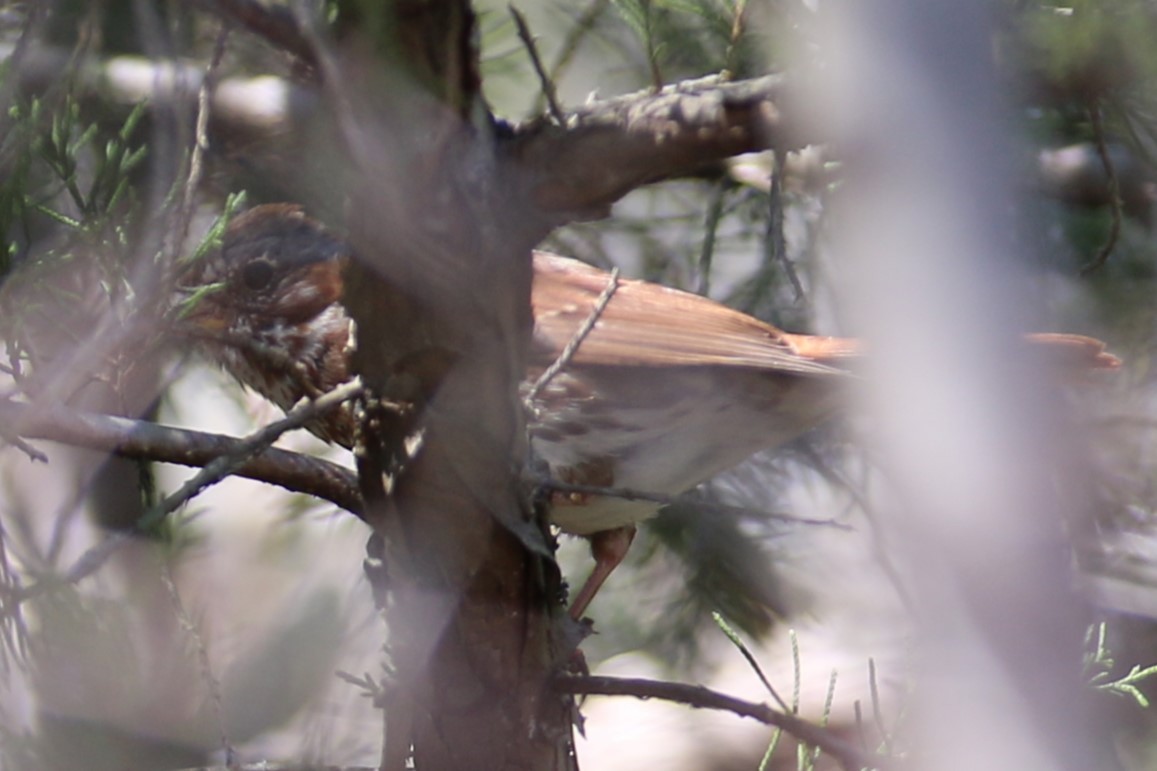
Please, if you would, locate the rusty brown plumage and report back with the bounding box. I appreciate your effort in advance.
[182,204,1119,618]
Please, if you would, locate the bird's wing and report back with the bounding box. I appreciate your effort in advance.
[530,252,850,376]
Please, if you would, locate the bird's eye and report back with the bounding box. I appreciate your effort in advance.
[240,259,276,291]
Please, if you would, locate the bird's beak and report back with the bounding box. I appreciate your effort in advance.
[187,311,227,333]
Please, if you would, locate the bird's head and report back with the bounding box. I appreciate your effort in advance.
[179,204,355,431]
[183,204,349,338]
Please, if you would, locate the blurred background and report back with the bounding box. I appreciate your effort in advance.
[0,0,1153,769]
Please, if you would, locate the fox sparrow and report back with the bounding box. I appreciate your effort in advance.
[184,204,1120,617]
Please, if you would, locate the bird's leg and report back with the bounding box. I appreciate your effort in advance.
[569,525,636,620]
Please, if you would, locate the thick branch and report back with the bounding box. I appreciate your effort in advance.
[506,74,811,220]
[16,47,806,226]
[556,675,892,771]
[20,44,1144,230]
[0,400,363,516]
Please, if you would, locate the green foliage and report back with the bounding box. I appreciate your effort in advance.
[188,190,247,265]
[0,95,147,241]
[644,495,789,651]
[609,0,761,83]
[0,94,147,267]
[172,190,246,325]
[1006,0,1157,175]
[1085,622,1157,708]
[0,93,151,380]
[714,620,893,771]
[477,8,535,105]
[32,99,147,219]
[1012,0,1157,95]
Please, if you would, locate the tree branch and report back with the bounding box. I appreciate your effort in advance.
[555,674,892,771]
[191,0,318,72]
[506,74,812,221]
[22,42,1150,235]
[17,46,809,229]
[0,399,363,516]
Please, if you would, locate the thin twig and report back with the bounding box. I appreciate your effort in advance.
[869,657,892,754]
[138,379,364,531]
[0,522,31,671]
[157,555,235,764]
[1081,103,1123,276]
[797,444,915,613]
[768,149,805,303]
[510,5,565,123]
[43,470,87,567]
[722,0,749,77]
[0,397,363,513]
[538,477,850,530]
[2,381,366,613]
[172,23,229,259]
[524,268,619,406]
[539,0,609,115]
[697,178,728,295]
[555,674,891,771]
[0,433,46,463]
[790,628,801,713]
[815,668,840,764]
[642,6,664,91]
[713,611,791,712]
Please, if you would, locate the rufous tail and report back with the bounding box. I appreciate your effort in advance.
[782,334,863,362]
[1023,333,1121,371]
[783,332,1120,372]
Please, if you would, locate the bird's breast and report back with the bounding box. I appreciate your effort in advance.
[525,364,842,534]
